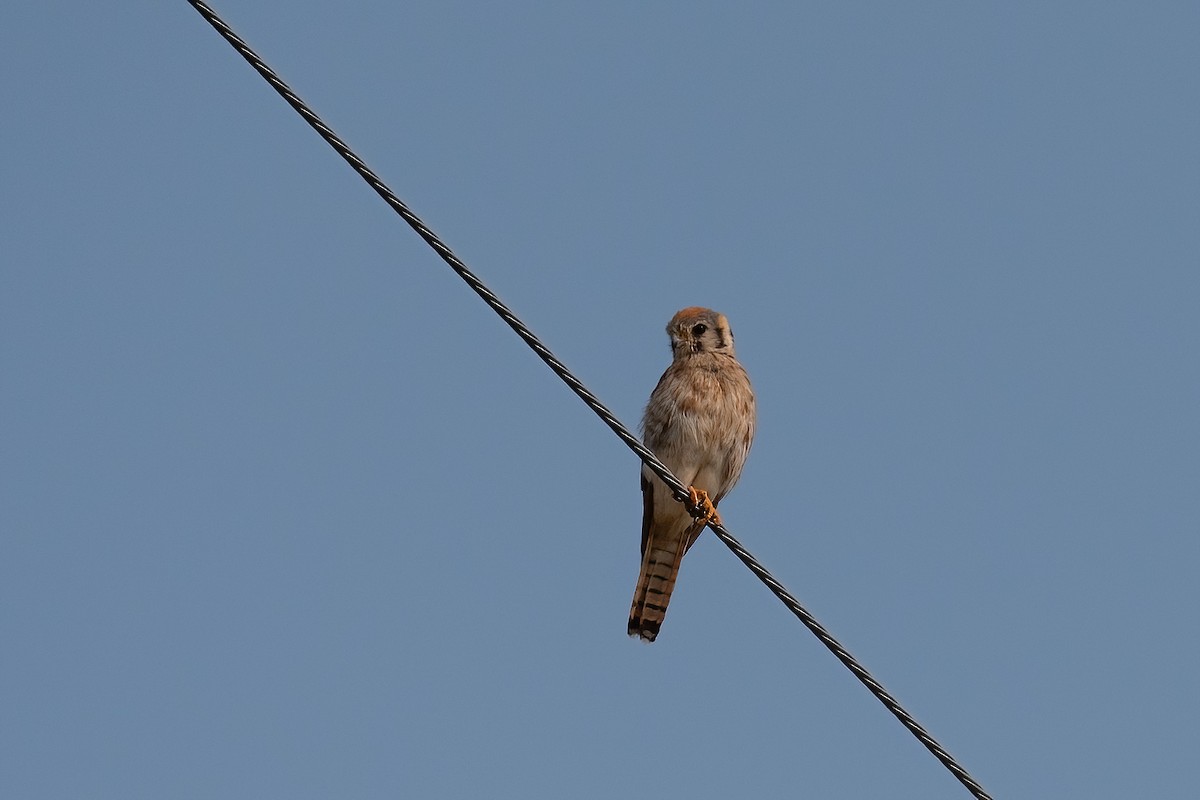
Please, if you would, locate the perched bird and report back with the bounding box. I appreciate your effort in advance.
[628,307,756,642]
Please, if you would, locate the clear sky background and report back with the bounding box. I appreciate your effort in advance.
[3,3,1197,798]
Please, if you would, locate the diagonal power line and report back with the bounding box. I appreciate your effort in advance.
[184,3,993,798]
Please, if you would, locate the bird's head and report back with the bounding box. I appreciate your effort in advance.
[666,306,736,358]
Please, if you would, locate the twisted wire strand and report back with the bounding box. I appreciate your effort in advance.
[185,3,992,798]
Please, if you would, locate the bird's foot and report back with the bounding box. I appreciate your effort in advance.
[685,486,721,528]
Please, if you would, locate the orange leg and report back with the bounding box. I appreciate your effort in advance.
[685,486,721,527]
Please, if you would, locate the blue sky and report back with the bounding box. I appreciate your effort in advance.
[3,3,1197,798]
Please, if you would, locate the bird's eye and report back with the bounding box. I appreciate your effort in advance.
[691,323,708,336]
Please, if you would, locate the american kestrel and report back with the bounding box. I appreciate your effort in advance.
[628,307,756,642]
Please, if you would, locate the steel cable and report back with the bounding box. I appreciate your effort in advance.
[185,3,993,797]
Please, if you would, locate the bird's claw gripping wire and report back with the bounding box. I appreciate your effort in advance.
[685,486,720,528]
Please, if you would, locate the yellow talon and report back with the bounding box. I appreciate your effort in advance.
[686,486,720,527]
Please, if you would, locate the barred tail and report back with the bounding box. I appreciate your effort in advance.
[627,537,687,642]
